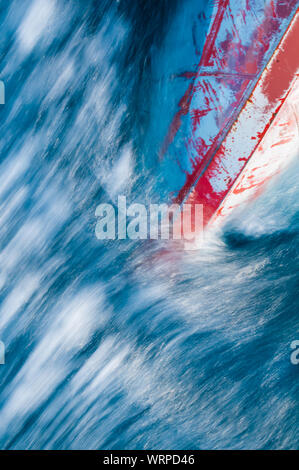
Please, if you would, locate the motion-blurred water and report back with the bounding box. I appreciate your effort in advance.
[0,0,298,450]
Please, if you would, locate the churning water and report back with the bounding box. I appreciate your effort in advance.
[0,0,298,450]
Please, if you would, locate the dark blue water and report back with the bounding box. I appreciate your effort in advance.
[0,0,298,450]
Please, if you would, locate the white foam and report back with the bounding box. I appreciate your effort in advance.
[0,274,40,330]
[18,0,56,54]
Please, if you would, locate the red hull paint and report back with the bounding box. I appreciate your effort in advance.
[164,1,299,238]
[188,8,299,229]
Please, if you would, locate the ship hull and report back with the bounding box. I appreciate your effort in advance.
[161,1,299,237]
